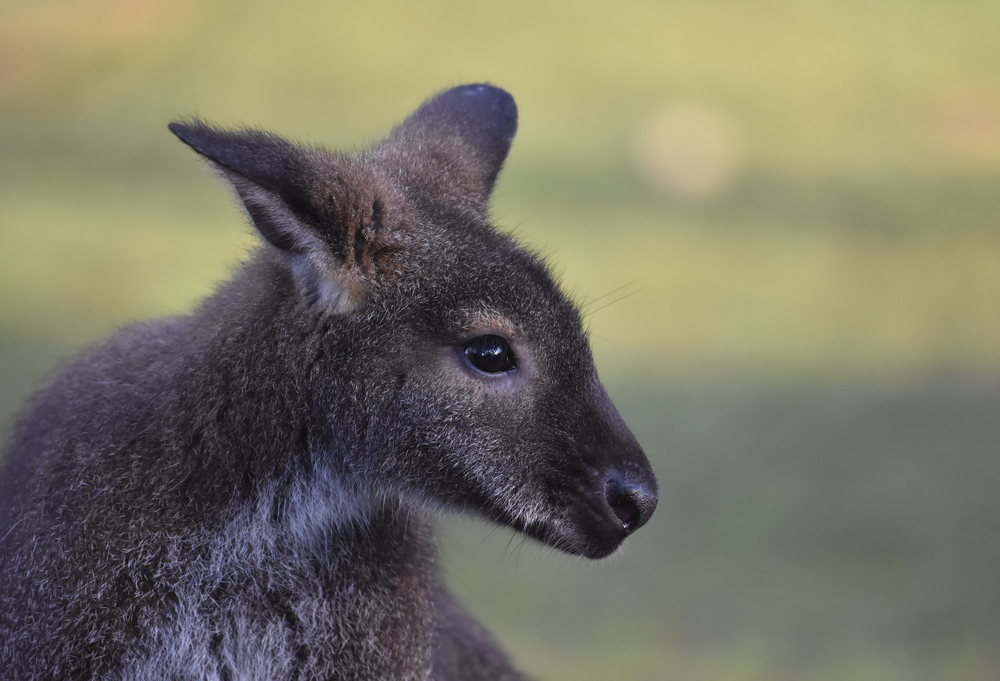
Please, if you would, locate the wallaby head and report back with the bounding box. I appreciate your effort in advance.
[170,84,657,558]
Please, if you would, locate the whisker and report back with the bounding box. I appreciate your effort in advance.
[581,277,645,310]
[498,530,518,565]
[582,285,648,318]
[613,376,644,399]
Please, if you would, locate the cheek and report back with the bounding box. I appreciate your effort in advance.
[389,342,543,473]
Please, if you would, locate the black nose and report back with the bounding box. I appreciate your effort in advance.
[604,476,657,533]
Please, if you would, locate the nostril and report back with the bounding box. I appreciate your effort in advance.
[604,476,657,534]
[605,480,640,530]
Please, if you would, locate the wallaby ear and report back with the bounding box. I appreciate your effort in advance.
[169,120,319,253]
[381,83,518,214]
[170,119,401,312]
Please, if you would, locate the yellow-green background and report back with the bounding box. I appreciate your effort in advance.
[1,1,998,679]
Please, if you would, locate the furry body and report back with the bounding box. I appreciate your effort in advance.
[0,85,656,679]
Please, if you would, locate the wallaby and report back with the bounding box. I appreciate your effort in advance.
[0,84,657,680]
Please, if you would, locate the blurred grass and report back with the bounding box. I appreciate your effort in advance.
[2,0,999,678]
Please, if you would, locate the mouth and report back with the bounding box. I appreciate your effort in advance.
[487,474,657,560]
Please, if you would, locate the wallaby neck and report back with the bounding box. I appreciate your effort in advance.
[0,253,439,680]
[161,252,354,517]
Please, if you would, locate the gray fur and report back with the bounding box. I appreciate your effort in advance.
[0,84,657,680]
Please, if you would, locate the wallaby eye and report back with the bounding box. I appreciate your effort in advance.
[463,335,515,374]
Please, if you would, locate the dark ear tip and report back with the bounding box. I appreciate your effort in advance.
[450,83,515,110]
[168,119,213,152]
[439,83,517,136]
[406,83,518,157]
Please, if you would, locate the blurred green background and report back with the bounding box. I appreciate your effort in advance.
[1,0,999,679]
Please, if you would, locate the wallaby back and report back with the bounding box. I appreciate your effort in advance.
[0,84,657,680]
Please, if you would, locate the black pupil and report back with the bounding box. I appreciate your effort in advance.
[464,335,515,374]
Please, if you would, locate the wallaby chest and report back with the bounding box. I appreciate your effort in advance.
[117,501,436,680]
